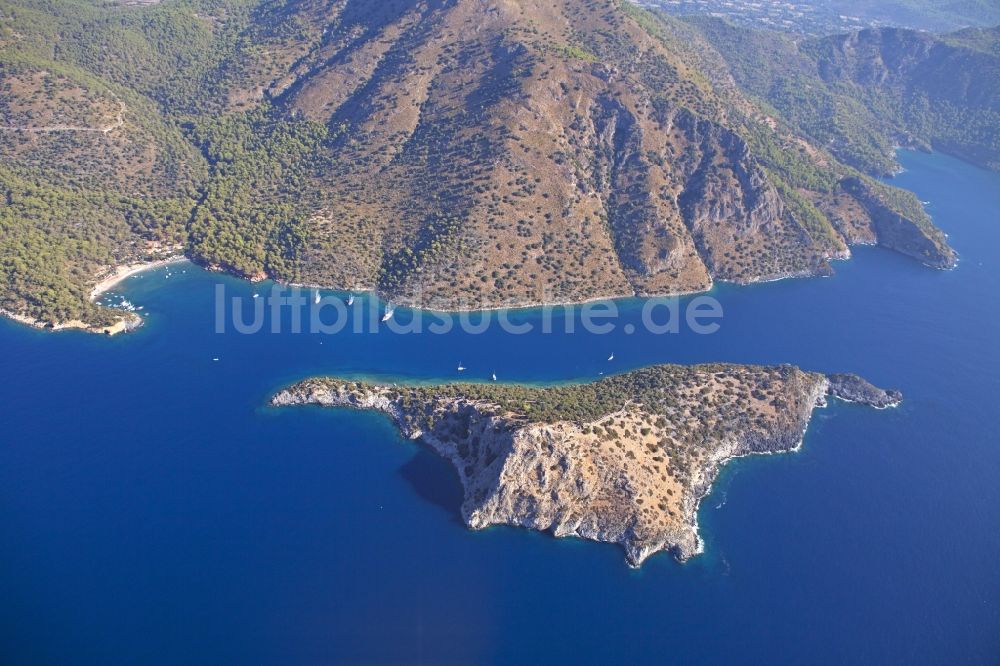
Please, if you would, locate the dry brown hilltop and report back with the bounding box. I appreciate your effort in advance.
[1,0,956,328]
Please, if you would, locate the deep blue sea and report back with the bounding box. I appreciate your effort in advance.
[1,150,998,665]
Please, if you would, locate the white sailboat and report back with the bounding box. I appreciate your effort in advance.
[608,353,614,361]
[457,362,466,372]
[347,294,355,306]
[492,372,497,382]
[313,290,321,304]
[382,306,395,322]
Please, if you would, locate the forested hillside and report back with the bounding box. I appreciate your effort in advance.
[820,0,1000,33]
[0,0,969,328]
[686,17,1000,175]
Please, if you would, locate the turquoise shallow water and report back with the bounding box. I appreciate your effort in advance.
[1,151,998,664]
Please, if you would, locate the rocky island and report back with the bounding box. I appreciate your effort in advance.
[272,365,901,566]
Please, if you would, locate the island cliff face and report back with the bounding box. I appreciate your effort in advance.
[272,365,901,566]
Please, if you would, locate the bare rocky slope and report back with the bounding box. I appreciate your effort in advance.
[272,365,901,566]
[237,0,955,310]
[0,0,958,328]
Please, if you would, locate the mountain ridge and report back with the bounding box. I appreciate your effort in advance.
[683,16,1000,174]
[0,0,962,327]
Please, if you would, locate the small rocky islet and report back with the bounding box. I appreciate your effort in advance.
[272,364,901,567]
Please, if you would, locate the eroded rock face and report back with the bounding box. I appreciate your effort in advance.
[672,110,829,283]
[827,373,903,409]
[272,364,901,567]
[253,0,954,309]
[840,177,957,269]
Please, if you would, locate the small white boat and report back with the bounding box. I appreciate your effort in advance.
[347,294,355,306]
[253,293,260,299]
[608,353,614,361]
[213,358,219,362]
[382,306,395,322]
[492,372,497,382]
[314,290,321,304]
[457,363,466,372]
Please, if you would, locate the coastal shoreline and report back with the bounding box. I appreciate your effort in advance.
[0,255,185,336]
[89,255,188,301]
[0,223,956,336]
[0,307,141,336]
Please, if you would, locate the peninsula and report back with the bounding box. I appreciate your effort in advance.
[272,365,901,566]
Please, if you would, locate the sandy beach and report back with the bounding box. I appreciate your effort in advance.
[89,256,187,301]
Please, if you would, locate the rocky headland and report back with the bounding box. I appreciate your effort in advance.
[272,364,901,567]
